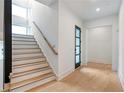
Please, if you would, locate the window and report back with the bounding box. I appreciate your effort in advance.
[12,4,27,18]
[12,25,27,35]
[12,4,32,35]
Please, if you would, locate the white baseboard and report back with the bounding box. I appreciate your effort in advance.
[57,68,74,81]
[118,72,124,90]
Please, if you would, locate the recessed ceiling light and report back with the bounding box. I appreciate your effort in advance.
[96,8,100,12]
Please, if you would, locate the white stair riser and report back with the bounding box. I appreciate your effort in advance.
[12,41,37,45]
[11,74,54,90]
[12,67,50,78]
[11,76,56,92]
[12,34,34,39]
[11,69,52,83]
[12,54,43,59]
[12,58,46,66]
[12,64,49,74]
[12,45,39,49]
[12,38,35,42]
[12,49,41,55]
[13,62,46,69]
[11,34,55,92]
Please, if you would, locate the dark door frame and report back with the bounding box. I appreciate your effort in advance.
[4,0,12,84]
[75,25,81,69]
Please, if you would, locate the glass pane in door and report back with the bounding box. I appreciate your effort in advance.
[76,47,80,54]
[76,55,80,63]
[76,29,80,37]
[76,38,80,46]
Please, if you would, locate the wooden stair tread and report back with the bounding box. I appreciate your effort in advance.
[12,45,39,49]
[10,34,56,92]
[12,53,44,60]
[12,67,51,78]
[12,49,41,55]
[11,76,56,92]
[12,37,35,41]
[12,55,45,61]
[12,34,34,38]
[11,69,53,83]
[12,53,43,57]
[12,61,47,68]
[11,73,54,90]
[12,42,37,45]
[12,58,46,66]
[13,60,46,67]
[12,63,49,74]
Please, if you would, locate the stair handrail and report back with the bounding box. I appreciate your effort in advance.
[32,21,58,55]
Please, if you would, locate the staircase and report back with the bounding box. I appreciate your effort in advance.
[10,34,56,92]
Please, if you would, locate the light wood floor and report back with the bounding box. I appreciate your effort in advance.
[28,62,123,92]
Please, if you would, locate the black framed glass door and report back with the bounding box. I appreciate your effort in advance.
[75,26,81,69]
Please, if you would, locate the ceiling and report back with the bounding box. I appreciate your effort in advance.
[35,0,56,6]
[63,0,121,21]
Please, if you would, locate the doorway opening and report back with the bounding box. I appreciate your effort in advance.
[87,26,112,70]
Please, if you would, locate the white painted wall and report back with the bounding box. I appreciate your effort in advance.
[32,0,87,79]
[118,0,124,90]
[33,25,58,76]
[81,27,87,65]
[87,26,112,64]
[0,0,4,41]
[32,0,58,49]
[32,0,58,75]
[0,0,4,91]
[85,15,119,71]
[58,1,86,80]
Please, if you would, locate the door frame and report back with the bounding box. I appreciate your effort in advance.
[75,25,81,69]
[4,0,12,85]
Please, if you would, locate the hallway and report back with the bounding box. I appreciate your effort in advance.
[28,63,123,92]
